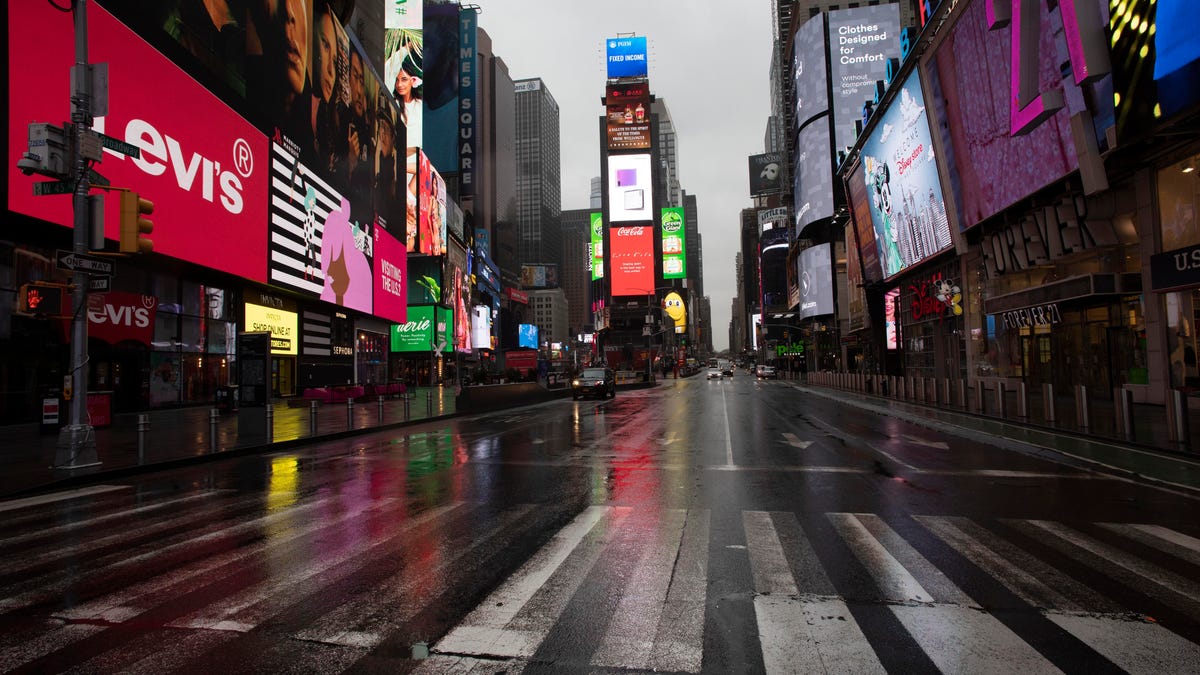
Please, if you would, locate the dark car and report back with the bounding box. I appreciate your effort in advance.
[572,367,616,400]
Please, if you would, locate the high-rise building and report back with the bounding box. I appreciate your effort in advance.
[651,99,681,208]
[529,288,569,346]
[559,208,593,334]
[514,78,562,272]
[474,29,516,257]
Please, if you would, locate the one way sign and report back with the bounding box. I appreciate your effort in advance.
[56,250,114,275]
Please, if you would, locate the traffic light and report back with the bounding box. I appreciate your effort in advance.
[18,282,65,315]
[119,190,153,253]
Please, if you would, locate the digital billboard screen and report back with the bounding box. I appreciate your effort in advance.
[661,207,687,280]
[844,223,867,331]
[606,82,652,151]
[520,264,559,289]
[374,228,408,324]
[793,14,829,124]
[748,153,784,197]
[606,36,648,78]
[7,2,270,283]
[471,306,492,350]
[925,0,1114,230]
[797,244,835,319]
[607,154,653,222]
[610,225,655,297]
[858,72,952,280]
[793,118,835,232]
[386,0,423,153]
[590,212,605,280]
[518,323,539,349]
[391,305,453,353]
[845,159,882,283]
[415,151,447,255]
[421,4,459,171]
[828,5,901,154]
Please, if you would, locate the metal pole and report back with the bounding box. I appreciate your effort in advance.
[1167,389,1190,447]
[137,413,149,463]
[346,398,354,430]
[996,381,1007,418]
[55,0,99,469]
[403,392,410,420]
[1017,382,1029,419]
[976,381,986,414]
[958,379,966,410]
[209,408,219,453]
[377,395,385,424]
[426,391,432,416]
[1044,383,1056,423]
[310,399,318,436]
[265,403,274,442]
[1115,386,1134,441]
[1075,384,1089,429]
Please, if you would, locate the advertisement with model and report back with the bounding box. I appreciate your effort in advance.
[7,2,270,283]
[858,72,952,280]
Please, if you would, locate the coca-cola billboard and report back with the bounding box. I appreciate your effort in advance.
[7,3,269,282]
[610,225,654,297]
[86,292,157,346]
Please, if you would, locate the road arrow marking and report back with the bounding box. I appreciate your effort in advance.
[902,434,949,450]
[783,432,813,449]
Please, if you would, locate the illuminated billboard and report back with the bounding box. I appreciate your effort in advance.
[7,2,269,283]
[391,305,452,353]
[828,5,901,153]
[793,14,829,124]
[748,152,784,197]
[797,244,835,319]
[606,36,648,78]
[374,228,408,324]
[386,0,423,153]
[414,151,447,255]
[422,4,459,170]
[844,223,867,331]
[859,72,951,280]
[661,207,687,279]
[471,306,492,350]
[663,291,687,334]
[590,212,605,280]
[607,154,653,222]
[845,159,882,283]
[610,225,655,297]
[793,118,835,232]
[520,264,559,289]
[518,323,539,349]
[606,82,652,151]
[245,303,299,356]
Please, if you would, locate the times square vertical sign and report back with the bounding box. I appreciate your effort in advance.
[459,8,477,196]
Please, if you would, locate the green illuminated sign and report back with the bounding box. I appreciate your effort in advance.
[661,207,686,279]
[590,212,604,280]
[390,305,454,353]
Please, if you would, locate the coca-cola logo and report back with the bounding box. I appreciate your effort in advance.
[617,227,645,236]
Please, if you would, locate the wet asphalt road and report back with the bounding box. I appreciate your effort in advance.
[2,374,1199,673]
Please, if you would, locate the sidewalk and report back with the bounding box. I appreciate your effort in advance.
[793,378,1200,494]
[0,387,459,500]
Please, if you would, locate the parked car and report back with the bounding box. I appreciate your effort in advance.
[756,365,777,380]
[572,367,616,399]
[706,367,723,380]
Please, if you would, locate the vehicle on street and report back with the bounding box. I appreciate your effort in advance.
[756,365,776,379]
[706,367,723,380]
[721,361,734,377]
[572,367,616,399]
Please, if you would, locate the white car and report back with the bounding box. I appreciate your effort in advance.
[756,365,777,380]
[706,367,723,380]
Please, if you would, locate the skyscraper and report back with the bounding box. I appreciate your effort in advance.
[514,78,562,272]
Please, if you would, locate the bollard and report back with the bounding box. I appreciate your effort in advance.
[137,413,150,464]
[265,403,274,442]
[1115,386,1134,441]
[976,381,987,414]
[996,381,1008,418]
[378,395,385,424]
[347,398,355,430]
[310,400,319,436]
[209,408,220,453]
[1017,382,1029,419]
[404,393,411,420]
[1075,384,1089,429]
[1167,389,1191,448]
[958,379,967,410]
[427,391,433,416]
[1043,383,1056,423]
[943,378,952,407]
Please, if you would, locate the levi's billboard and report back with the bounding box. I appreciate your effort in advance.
[7,3,269,283]
[86,292,157,346]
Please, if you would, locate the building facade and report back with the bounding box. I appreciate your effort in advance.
[514,78,563,272]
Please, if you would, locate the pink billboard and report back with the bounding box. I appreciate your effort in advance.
[7,3,269,282]
[374,228,408,324]
[610,225,655,297]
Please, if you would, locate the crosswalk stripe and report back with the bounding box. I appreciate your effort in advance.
[1011,519,1200,618]
[914,515,1114,613]
[1046,612,1200,675]
[0,623,104,672]
[0,492,220,548]
[851,514,974,606]
[744,511,798,596]
[434,506,617,659]
[647,508,709,674]
[827,513,933,604]
[891,604,1064,674]
[168,501,465,632]
[1098,523,1200,568]
[0,485,130,514]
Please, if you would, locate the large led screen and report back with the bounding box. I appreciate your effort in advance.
[828,5,901,154]
[374,228,408,324]
[386,0,423,153]
[518,323,539,349]
[391,305,453,353]
[661,207,687,280]
[606,36,649,79]
[793,14,830,125]
[269,142,373,313]
[421,4,459,171]
[925,0,1113,230]
[606,82,652,151]
[607,154,654,223]
[793,118,835,232]
[844,223,867,331]
[590,212,605,280]
[797,244,835,319]
[748,153,784,197]
[610,225,655,297]
[8,3,269,283]
[760,227,790,310]
[858,73,952,280]
[845,159,882,283]
[471,306,492,350]
[448,241,470,353]
[413,151,447,255]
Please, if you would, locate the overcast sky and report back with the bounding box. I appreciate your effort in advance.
[475,1,775,352]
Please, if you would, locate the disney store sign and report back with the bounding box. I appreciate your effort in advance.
[905,272,963,323]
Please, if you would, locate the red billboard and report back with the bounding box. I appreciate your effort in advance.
[7,3,270,282]
[373,228,408,324]
[610,225,654,297]
[606,82,651,151]
[86,292,157,346]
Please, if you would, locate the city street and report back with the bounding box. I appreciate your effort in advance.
[2,375,1199,673]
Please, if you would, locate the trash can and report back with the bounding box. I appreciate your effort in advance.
[215,385,239,413]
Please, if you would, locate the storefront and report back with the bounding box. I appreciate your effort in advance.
[1152,151,1200,401]
[356,316,391,386]
[390,305,454,386]
[243,292,299,398]
[897,257,967,381]
[299,307,355,390]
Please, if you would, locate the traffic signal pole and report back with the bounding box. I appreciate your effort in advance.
[57,0,99,469]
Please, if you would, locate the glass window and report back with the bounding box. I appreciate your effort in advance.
[1159,154,1200,251]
